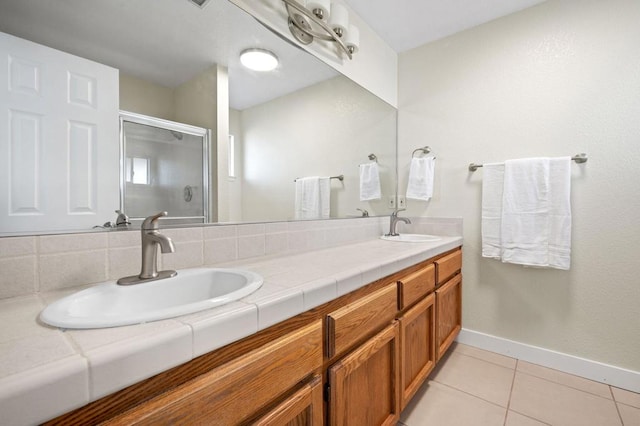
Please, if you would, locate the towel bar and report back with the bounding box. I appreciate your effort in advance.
[469,153,588,172]
[294,175,344,182]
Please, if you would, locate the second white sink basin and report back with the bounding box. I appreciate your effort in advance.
[380,234,442,243]
[40,268,263,329]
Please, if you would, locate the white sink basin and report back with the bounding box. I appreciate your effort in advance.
[40,268,263,329]
[380,234,442,243]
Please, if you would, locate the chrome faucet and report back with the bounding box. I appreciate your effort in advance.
[385,209,411,237]
[117,211,177,285]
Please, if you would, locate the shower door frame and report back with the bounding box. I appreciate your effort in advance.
[119,110,210,224]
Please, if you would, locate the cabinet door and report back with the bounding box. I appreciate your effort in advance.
[328,322,400,426]
[107,320,323,425]
[253,376,323,426]
[399,293,436,409]
[436,273,462,360]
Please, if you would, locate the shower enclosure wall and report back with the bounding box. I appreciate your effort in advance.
[120,111,210,225]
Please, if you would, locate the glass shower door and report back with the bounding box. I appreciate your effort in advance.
[120,111,210,224]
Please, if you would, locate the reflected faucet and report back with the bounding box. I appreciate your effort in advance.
[117,211,177,285]
[385,209,411,237]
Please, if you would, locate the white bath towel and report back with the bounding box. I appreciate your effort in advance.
[295,177,331,219]
[499,157,572,270]
[501,158,551,267]
[359,162,381,201]
[547,157,572,270]
[481,163,505,259]
[406,157,435,201]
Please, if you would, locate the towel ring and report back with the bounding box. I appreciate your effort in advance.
[368,153,378,162]
[412,146,432,158]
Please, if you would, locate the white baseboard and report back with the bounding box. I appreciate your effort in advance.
[457,328,640,394]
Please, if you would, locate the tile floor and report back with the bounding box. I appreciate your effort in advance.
[399,342,640,426]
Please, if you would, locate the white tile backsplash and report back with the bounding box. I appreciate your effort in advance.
[0,236,36,257]
[38,250,108,292]
[39,233,108,254]
[0,217,460,296]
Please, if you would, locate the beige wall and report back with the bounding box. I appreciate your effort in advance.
[398,0,640,372]
[119,73,174,120]
[240,75,396,222]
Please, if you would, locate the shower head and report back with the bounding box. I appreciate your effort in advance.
[169,130,183,140]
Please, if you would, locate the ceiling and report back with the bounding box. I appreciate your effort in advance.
[344,0,548,52]
[0,0,548,110]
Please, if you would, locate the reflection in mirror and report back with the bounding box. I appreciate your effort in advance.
[120,112,210,225]
[0,0,396,236]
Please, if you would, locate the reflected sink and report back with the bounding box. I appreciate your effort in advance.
[380,234,442,243]
[40,268,263,329]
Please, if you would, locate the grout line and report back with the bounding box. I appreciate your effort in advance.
[503,359,518,426]
[431,380,508,410]
[515,369,616,402]
[610,385,626,426]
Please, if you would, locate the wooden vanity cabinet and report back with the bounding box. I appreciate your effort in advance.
[327,322,400,426]
[105,320,323,425]
[47,246,463,426]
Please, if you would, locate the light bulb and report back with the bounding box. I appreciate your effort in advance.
[240,49,279,72]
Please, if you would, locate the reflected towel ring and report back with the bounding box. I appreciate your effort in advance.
[184,185,193,202]
[368,153,378,162]
[412,146,432,158]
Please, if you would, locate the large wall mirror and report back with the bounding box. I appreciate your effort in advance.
[0,0,396,236]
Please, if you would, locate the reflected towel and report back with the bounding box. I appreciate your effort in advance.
[295,176,331,219]
[359,162,381,201]
[406,157,435,201]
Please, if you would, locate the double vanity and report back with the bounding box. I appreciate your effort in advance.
[1,218,462,425]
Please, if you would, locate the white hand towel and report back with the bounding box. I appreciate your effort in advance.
[548,157,572,270]
[481,163,505,259]
[406,157,435,201]
[359,162,381,201]
[501,158,551,268]
[318,177,331,219]
[295,176,331,220]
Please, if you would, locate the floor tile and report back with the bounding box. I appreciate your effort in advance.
[510,372,621,426]
[517,360,612,399]
[612,386,640,408]
[430,350,515,407]
[617,403,640,426]
[400,381,506,426]
[451,342,517,369]
[505,411,550,426]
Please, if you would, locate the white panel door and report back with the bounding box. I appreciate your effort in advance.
[0,31,119,233]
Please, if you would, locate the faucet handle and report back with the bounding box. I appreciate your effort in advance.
[141,211,168,230]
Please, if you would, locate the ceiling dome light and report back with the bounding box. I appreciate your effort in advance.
[240,49,279,72]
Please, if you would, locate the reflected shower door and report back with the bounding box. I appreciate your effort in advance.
[120,112,210,224]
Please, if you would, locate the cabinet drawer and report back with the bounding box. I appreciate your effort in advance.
[109,320,323,425]
[397,264,436,310]
[327,284,397,359]
[435,249,462,285]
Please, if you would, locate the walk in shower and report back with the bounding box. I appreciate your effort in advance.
[120,111,210,224]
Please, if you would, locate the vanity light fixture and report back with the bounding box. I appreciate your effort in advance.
[282,0,360,59]
[240,48,279,71]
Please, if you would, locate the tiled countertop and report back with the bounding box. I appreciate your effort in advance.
[0,235,462,425]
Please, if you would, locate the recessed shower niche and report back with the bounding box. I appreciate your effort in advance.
[120,111,210,225]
